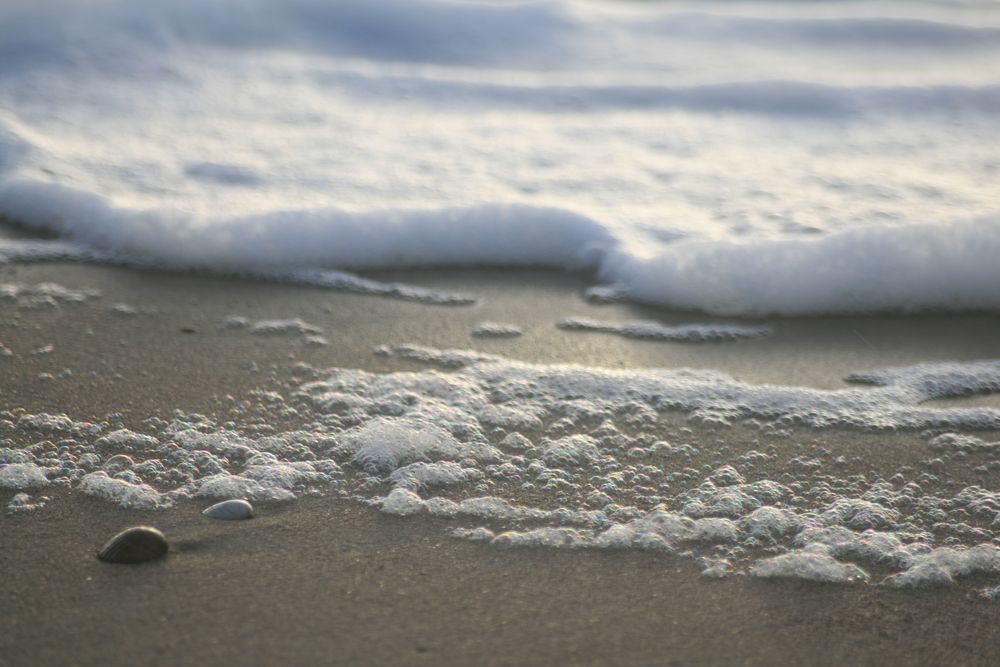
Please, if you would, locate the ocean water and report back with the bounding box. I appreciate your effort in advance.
[3,0,1000,592]
[1,0,999,314]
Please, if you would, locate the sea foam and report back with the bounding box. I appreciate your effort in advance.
[4,347,1000,588]
[0,0,997,315]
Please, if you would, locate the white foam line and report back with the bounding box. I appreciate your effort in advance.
[557,316,772,342]
[0,237,476,306]
[376,344,1000,431]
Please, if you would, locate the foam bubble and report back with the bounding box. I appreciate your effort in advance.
[928,433,1000,456]
[885,545,1000,588]
[0,462,49,490]
[380,488,426,516]
[492,527,594,549]
[78,471,167,509]
[96,429,159,451]
[339,417,501,474]
[795,526,923,568]
[541,435,602,468]
[0,282,100,308]
[250,319,323,335]
[742,506,804,540]
[5,492,46,513]
[557,317,772,342]
[751,551,870,584]
[388,461,484,490]
[195,473,297,503]
[471,322,523,338]
[16,412,102,437]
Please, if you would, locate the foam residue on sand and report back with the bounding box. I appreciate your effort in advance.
[471,322,523,339]
[5,346,1000,588]
[218,316,330,346]
[0,233,476,306]
[557,317,772,342]
[5,491,46,514]
[0,462,50,490]
[0,282,100,308]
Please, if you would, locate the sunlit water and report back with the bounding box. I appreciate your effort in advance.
[1,0,999,314]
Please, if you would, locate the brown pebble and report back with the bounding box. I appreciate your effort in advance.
[97,526,169,564]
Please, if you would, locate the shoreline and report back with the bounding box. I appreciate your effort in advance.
[2,260,1000,666]
[3,260,1000,407]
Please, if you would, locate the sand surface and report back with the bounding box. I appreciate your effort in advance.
[2,261,1000,666]
[4,491,1000,667]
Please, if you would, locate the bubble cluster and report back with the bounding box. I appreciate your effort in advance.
[471,322,524,339]
[221,316,328,346]
[0,282,100,309]
[557,317,772,342]
[3,346,1000,590]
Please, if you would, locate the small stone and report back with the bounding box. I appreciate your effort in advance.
[97,526,169,564]
[202,499,254,520]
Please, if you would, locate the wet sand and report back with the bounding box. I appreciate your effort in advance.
[3,491,999,667]
[2,261,1000,666]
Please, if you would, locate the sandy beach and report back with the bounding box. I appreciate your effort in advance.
[2,260,1000,666]
[4,488,1000,667]
[3,0,1000,663]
